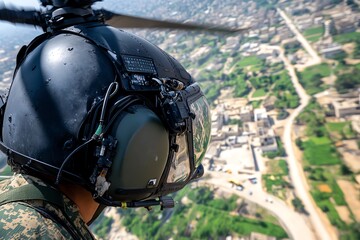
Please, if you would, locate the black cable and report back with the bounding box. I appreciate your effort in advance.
[102,98,141,134]
[108,95,133,116]
[55,138,94,185]
[99,82,119,125]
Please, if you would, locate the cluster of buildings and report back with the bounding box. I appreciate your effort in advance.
[283,0,360,33]
[179,0,356,71]
[282,0,360,59]
[209,97,278,158]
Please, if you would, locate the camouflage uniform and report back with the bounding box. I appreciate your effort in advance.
[0,174,95,239]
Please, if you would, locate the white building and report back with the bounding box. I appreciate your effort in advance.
[254,108,268,122]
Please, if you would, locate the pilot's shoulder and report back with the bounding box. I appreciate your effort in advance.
[0,202,69,239]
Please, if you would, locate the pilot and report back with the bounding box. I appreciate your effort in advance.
[0,19,211,239]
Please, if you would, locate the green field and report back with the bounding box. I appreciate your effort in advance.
[308,168,348,229]
[326,122,357,139]
[298,102,359,235]
[238,56,263,67]
[297,63,331,95]
[267,159,289,175]
[252,88,267,98]
[310,136,331,145]
[303,27,324,37]
[313,197,346,229]
[263,174,288,192]
[235,56,264,72]
[300,63,331,79]
[334,32,360,44]
[303,137,341,165]
[303,26,324,43]
[263,160,290,199]
[327,122,348,132]
[306,35,322,43]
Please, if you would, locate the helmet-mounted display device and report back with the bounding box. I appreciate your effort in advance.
[0,26,211,210]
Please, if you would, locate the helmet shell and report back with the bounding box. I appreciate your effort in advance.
[2,23,192,182]
[3,32,115,168]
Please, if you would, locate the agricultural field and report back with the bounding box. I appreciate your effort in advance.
[303,26,324,43]
[297,102,360,238]
[252,88,267,98]
[333,32,360,44]
[236,56,264,72]
[326,121,357,140]
[296,63,331,95]
[303,136,341,166]
[262,159,290,200]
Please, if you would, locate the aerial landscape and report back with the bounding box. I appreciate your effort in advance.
[0,0,360,239]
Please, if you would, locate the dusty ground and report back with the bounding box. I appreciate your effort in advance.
[315,88,339,105]
[321,75,337,85]
[342,140,359,150]
[338,140,360,172]
[337,180,360,222]
[292,124,307,139]
[335,206,352,224]
[218,87,234,100]
[342,43,360,64]
[345,58,360,64]
[343,43,355,55]
[341,151,360,172]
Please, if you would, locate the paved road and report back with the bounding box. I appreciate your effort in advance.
[205,171,315,240]
[274,45,335,240]
[277,8,322,66]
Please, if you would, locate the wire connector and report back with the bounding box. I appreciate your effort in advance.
[94,168,111,198]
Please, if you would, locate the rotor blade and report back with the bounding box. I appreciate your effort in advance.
[0,6,43,27]
[100,10,249,33]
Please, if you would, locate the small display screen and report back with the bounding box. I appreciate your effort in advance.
[122,55,157,74]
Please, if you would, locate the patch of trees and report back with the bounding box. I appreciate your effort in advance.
[335,69,360,94]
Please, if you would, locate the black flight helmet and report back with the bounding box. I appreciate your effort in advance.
[0,22,211,207]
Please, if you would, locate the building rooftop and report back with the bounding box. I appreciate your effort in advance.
[333,98,359,109]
